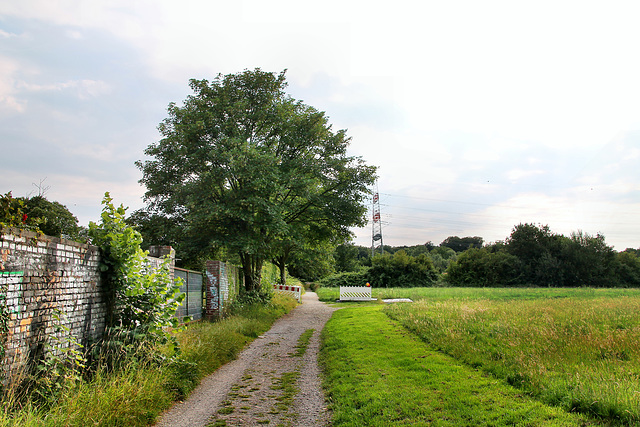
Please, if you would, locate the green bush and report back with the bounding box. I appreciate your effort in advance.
[368,251,437,287]
[320,251,439,288]
[319,270,369,287]
[446,247,522,287]
[88,193,184,366]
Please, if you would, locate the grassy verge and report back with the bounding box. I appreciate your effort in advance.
[320,305,592,426]
[316,286,640,303]
[0,294,298,427]
[386,295,640,425]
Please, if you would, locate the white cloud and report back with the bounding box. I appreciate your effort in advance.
[3,0,640,252]
[1,170,146,226]
[0,57,25,112]
[0,93,26,113]
[0,1,157,36]
[65,29,83,40]
[506,169,546,182]
[0,29,19,38]
[17,79,111,99]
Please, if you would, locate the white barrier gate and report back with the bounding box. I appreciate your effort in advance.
[273,284,302,303]
[339,286,375,301]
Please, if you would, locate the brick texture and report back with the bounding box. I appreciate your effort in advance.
[0,229,230,385]
[0,228,104,385]
[204,260,241,319]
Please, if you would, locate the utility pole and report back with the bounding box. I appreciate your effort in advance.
[371,182,383,257]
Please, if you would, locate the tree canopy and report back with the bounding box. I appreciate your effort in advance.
[23,195,82,240]
[445,223,637,288]
[440,236,484,252]
[0,192,82,240]
[137,69,377,291]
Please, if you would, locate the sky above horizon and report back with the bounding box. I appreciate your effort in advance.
[1,1,639,250]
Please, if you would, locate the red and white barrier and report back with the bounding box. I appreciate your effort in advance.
[273,284,302,303]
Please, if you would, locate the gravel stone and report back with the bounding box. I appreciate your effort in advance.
[154,291,337,427]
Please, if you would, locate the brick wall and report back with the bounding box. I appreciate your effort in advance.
[0,228,105,385]
[0,228,232,385]
[205,260,241,319]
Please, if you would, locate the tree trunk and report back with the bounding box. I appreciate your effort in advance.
[273,245,291,285]
[240,252,264,292]
[274,255,286,284]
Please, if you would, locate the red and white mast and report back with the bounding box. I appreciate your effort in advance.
[371,182,384,256]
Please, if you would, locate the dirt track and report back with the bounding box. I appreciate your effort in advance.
[154,291,337,427]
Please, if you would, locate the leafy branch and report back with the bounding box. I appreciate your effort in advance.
[88,193,185,365]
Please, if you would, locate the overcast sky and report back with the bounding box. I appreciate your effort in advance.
[1,1,639,250]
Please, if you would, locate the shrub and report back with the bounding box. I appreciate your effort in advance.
[88,193,184,366]
[368,251,437,287]
[319,270,369,287]
[446,247,522,287]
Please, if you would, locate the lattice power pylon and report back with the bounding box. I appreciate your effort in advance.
[371,184,384,257]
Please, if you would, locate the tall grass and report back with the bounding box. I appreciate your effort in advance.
[321,306,590,426]
[386,293,640,425]
[316,285,640,303]
[0,294,298,427]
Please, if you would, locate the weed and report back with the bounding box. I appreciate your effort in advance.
[29,309,87,406]
[217,406,234,415]
[206,419,227,427]
[289,329,314,357]
[0,296,297,426]
[269,371,300,415]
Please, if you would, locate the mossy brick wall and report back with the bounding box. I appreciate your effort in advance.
[0,228,105,385]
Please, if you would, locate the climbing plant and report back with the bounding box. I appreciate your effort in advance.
[0,283,8,374]
[31,309,87,405]
[88,193,184,362]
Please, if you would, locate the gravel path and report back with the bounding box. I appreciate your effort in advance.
[155,292,337,427]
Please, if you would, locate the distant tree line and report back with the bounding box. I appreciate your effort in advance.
[446,223,640,288]
[319,225,640,288]
[320,240,459,288]
[4,188,639,290]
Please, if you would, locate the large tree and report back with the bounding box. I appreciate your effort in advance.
[23,195,82,240]
[137,69,376,291]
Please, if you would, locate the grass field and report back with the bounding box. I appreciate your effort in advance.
[320,305,592,426]
[316,286,640,303]
[319,287,640,425]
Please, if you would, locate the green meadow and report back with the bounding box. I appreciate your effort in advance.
[316,286,640,303]
[319,287,640,426]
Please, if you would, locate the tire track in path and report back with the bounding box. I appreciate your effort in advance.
[155,292,336,427]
